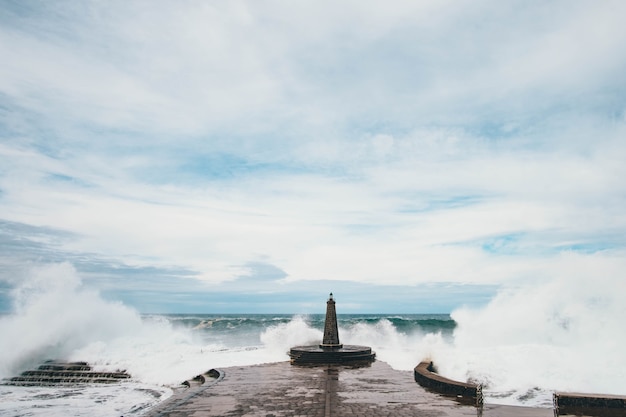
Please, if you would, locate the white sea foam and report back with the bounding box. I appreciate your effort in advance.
[260,314,322,349]
[0,382,171,417]
[338,317,450,371]
[435,267,626,406]
[0,263,144,380]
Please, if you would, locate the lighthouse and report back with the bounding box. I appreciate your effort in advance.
[320,293,342,349]
[289,293,375,365]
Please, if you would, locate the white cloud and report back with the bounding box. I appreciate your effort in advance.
[1,1,626,310]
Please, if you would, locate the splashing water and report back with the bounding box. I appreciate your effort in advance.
[1,261,625,414]
[435,268,626,406]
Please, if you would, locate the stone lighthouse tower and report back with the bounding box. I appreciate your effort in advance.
[289,293,375,365]
[320,293,342,348]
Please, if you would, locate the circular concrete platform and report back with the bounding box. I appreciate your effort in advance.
[289,345,375,364]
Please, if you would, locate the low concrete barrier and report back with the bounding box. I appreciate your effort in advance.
[181,369,222,388]
[150,369,225,417]
[553,392,626,416]
[414,361,482,406]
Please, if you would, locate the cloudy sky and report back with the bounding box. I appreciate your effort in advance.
[1,1,625,313]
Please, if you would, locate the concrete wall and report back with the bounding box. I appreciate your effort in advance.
[554,392,626,416]
[414,361,482,406]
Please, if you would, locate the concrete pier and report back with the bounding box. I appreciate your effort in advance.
[146,361,553,417]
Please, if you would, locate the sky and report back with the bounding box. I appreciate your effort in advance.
[1,0,626,314]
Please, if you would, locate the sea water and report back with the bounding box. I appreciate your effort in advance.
[1,264,625,416]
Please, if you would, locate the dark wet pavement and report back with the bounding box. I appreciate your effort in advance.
[145,361,553,417]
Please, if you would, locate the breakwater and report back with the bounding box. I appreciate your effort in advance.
[414,361,483,406]
[554,392,626,416]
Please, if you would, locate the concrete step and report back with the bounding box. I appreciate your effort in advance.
[1,361,131,386]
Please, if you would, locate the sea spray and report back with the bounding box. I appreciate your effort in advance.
[0,263,181,416]
[259,315,322,350]
[0,263,143,379]
[434,262,626,406]
[340,318,452,371]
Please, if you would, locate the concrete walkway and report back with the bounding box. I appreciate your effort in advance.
[145,361,553,417]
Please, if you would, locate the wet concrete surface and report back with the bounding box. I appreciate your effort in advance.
[145,361,553,417]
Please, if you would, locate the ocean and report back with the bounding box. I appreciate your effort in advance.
[1,281,625,416]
